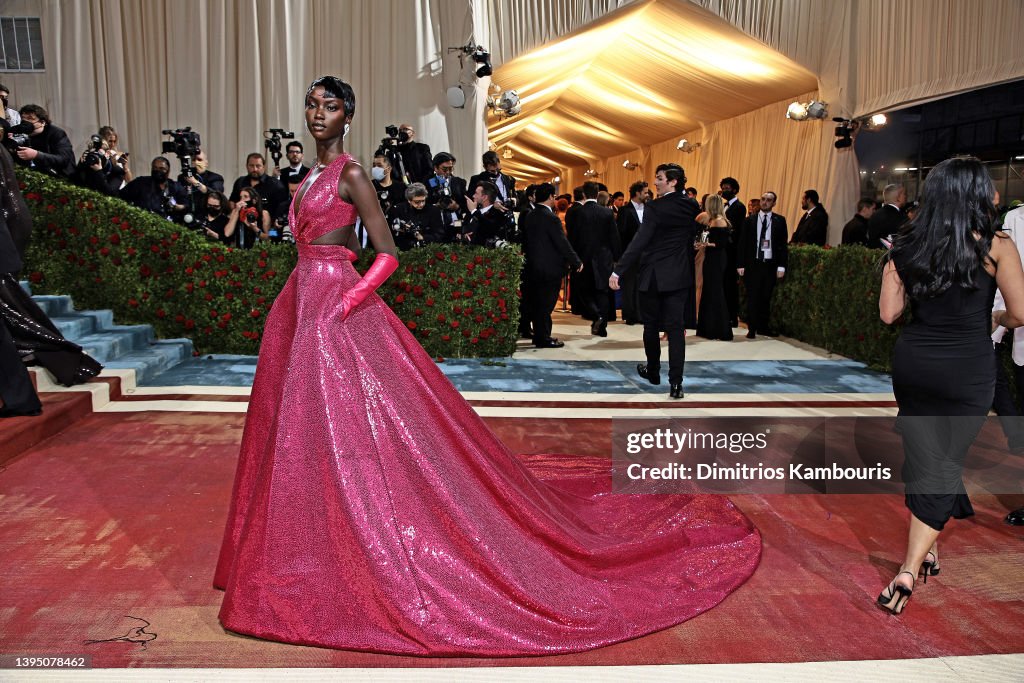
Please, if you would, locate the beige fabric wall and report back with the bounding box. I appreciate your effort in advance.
[1,0,488,184]
[694,0,1024,117]
[2,0,1022,240]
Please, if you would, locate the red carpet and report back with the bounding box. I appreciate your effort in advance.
[1,411,1022,668]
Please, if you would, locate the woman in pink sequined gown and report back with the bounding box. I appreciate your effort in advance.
[214,76,761,657]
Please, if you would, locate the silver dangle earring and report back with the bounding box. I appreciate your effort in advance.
[343,123,350,138]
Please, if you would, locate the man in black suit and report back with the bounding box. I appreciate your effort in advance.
[790,189,829,246]
[394,123,433,184]
[463,180,515,247]
[841,199,876,246]
[866,183,906,248]
[616,180,648,325]
[229,152,288,213]
[610,164,698,399]
[426,152,469,240]
[737,191,788,338]
[565,186,586,316]
[575,181,621,337]
[469,151,517,209]
[720,177,745,327]
[522,183,582,348]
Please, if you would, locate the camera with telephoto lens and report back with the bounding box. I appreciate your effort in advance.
[161,126,201,179]
[391,217,426,246]
[2,121,33,153]
[264,128,295,167]
[83,134,105,167]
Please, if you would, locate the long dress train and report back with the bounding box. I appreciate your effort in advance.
[214,154,761,656]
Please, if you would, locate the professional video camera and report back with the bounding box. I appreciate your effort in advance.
[161,126,201,179]
[377,125,412,184]
[264,128,295,167]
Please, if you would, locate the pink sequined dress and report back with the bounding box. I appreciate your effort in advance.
[214,153,761,656]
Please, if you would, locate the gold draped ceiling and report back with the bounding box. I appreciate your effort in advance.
[486,0,818,183]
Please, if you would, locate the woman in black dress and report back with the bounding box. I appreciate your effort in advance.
[696,194,733,341]
[878,157,1024,614]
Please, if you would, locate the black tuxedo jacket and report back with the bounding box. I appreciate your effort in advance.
[617,202,643,249]
[616,192,699,292]
[737,212,789,269]
[725,198,746,233]
[466,205,514,246]
[523,205,580,279]
[791,206,829,245]
[575,201,621,287]
[867,204,906,248]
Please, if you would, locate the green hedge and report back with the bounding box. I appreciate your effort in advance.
[17,168,521,358]
[770,244,899,371]
[19,168,906,369]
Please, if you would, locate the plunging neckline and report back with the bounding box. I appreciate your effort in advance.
[292,154,348,225]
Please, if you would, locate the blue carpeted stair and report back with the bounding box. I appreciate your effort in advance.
[25,285,194,384]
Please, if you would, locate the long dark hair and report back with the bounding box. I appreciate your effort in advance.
[306,76,356,118]
[889,156,996,300]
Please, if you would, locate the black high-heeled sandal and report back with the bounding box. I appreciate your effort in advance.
[920,551,940,583]
[877,571,915,615]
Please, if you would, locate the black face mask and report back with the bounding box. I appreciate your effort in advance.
[207,207,221,216]
[152,169,168,182]
[720,189,736,201]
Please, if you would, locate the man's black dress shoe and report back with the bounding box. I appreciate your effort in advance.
[746,330,756,339]
[591,318,608,337]
[669,383,684,399]
[637,363,661,385]
[1006,507,1024,526]
[534,338,565,348]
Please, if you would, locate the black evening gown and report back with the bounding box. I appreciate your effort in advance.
[891,255,996,531]
[696,227,733,341]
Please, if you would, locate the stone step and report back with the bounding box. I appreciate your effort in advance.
[21,283,194,387]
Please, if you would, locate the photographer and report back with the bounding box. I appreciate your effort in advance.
[469,151,517,209]
[426,152,468,241]
[371,151,405,216]
[120,156,188,220]
[0,84,20,125]
[99,126,133,185]
[192,191,231,244]
[180,149,225,197]
[386,183,444,250]
[229,152,286,212]
[75,127,132,195]
[224,186,271,249]
[392,123,433,184]
[11,104,75,178]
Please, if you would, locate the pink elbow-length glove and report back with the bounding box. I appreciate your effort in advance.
[341,252,399,320]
